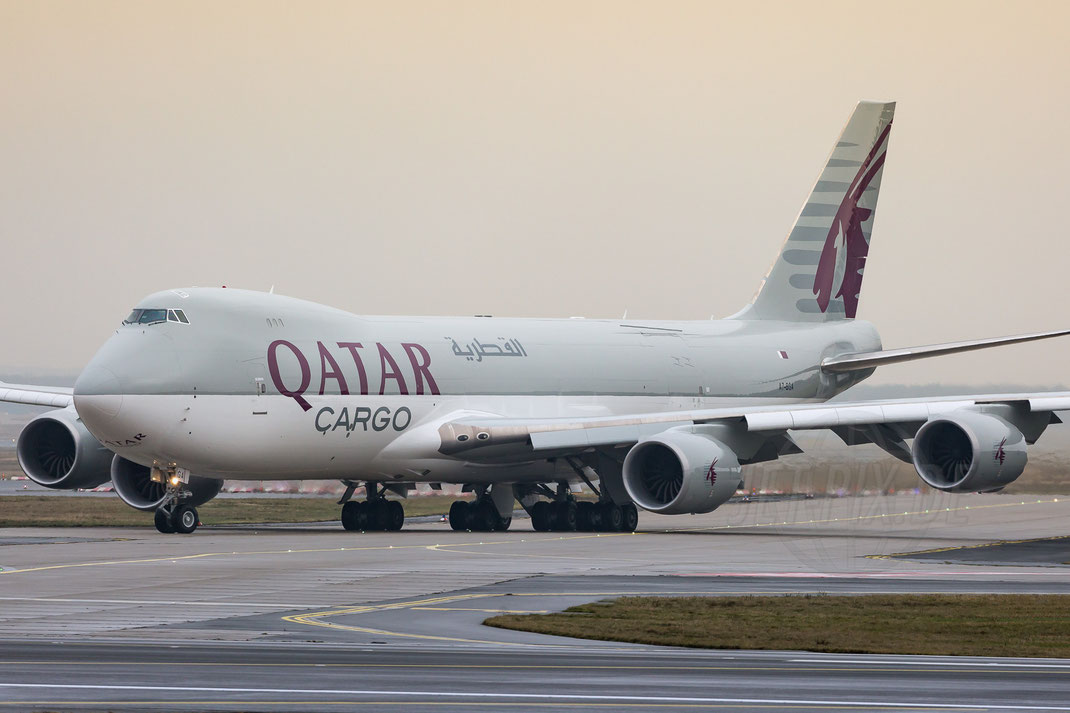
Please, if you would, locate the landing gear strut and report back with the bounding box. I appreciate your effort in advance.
[152,467,200,534]
[340,482,405,532]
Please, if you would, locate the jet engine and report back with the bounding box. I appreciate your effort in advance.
[16,408,112,490]
[911,410,1028,493]
[622,429,742,514]
[111,456,223,511]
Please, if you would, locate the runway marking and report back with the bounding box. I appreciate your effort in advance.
[792,658,1070,669]
[0,596,323,608]
[282,593,536,646]
[0,701,981,710]
[0,683,1065,710]
[666,498,1063,535]
[676,571,1070,578]
[0,660,1064,675]
[0,542,432,576]
[1,498,1062,579]
[281,590,1070,649]
[410,607,552,614]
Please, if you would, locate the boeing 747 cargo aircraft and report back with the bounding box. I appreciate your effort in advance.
[5,101,1069,534]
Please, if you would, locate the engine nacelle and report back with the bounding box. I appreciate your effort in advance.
[111,456,223,511]
[911,410,1028,493]
[622,429,742,514]
[16,408,112,490]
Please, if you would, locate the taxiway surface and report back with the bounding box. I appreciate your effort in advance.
[1,492,1068,711]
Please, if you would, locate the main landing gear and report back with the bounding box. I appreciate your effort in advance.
[448,499,512,532]
[530,498,638,532]
[525,475,639,533]
[448,485,512,532]
[339,482,405,532]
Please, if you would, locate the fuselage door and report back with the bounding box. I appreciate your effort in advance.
[253,377,267,415]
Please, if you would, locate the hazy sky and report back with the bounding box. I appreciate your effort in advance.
[2,1,1068,385]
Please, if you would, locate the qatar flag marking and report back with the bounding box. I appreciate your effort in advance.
[777,350,789,359]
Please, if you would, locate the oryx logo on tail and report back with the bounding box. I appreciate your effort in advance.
[813,123,892,318]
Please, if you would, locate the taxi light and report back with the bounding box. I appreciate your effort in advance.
[170,476,180,486]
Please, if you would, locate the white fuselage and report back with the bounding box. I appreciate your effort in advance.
[72,288,882,483]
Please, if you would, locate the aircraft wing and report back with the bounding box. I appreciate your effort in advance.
[0,381,74,408]
[438,391,1070,461]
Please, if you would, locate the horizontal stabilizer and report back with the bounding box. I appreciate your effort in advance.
[821,328,1070,373]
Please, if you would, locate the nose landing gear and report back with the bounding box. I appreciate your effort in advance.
[152,467,201,534]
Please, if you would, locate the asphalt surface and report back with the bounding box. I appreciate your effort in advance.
[1,492,1069,711]
[887,535,1070,566]
[3,637,1069,712]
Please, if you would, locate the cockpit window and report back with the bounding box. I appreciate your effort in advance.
[123,308,190,326]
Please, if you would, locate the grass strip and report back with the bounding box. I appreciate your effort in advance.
[0,494,461,527]
[485,594,1070,658]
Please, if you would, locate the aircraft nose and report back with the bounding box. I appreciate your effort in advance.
[73,328,177,438]
[73,365,123,420]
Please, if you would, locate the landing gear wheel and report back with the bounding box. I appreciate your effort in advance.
[576,501,595,531]
[368,500,390,531]
[353,501,370,530]
[554,501,577,531]
[154,508,175,534]
[495,515,512,531]
[449,501,470,531]
[341,501,360,531]
[600,503,623,532]
[170,505,199,534]
[471,501,498,532]
[531,501,552,532]
[386,500,405,531]
[621,503,639,532]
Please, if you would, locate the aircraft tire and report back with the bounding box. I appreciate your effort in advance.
[530,501,551,532]
[554,501,577,532]
[341,501,360,531]
[600,503,623,532]
[448,501,469,531]
[171,505,199,534]
[154,508,175,534]
[369,501,390,531]
[386,500,405,531]
[575,501,595,531]
[354,501,370,530]
[472,501,498,532]
[496,515,512,531]
[621,503,639,532]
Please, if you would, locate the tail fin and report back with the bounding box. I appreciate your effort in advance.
[736,100,895,321]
